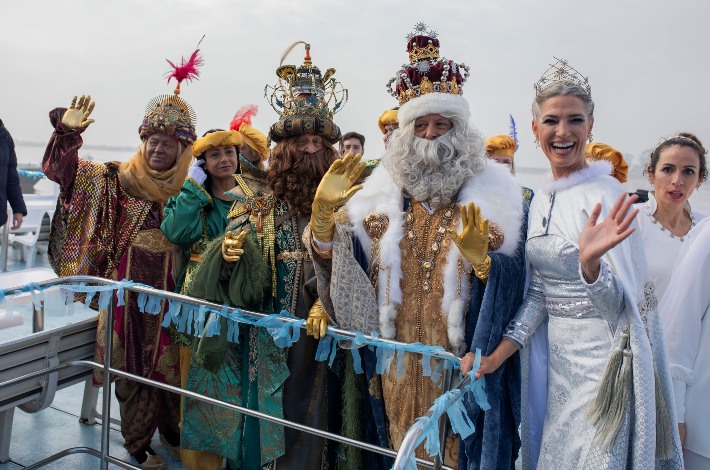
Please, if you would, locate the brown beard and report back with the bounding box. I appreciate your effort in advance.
[267,140,337,216]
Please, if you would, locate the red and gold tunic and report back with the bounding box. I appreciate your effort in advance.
[42,109,179,388]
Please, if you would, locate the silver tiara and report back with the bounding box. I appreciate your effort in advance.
[652,135,699,154]
[534,57,591,97]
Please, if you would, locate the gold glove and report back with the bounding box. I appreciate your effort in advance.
[61,95,96,130]
[222,229,249,263]
[310,152,366,243]
[306,299,330,339]
[448,202,492,282]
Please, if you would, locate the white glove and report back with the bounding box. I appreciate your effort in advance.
[188,159,207,186]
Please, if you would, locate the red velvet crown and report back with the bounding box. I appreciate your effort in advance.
[386,23,470,106]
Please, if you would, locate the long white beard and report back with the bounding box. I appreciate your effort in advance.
[384,133,483,207]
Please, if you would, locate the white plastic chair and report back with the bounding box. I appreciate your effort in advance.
[8,211,52,268]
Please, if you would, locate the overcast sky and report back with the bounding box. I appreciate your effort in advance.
[2,0,709,172]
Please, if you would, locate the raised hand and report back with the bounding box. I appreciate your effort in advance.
[448,202,491,280]
[579,192,639,282]
[61,95,96,130]
[222,229,249,263]
[314,152,366,209]
[310,152,366,242]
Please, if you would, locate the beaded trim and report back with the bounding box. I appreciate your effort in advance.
[645,205,696,242]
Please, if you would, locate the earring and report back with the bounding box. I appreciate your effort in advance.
[534,138,539,148]
[588,132,593,143]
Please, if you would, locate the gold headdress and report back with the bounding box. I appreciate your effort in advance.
[378,108,399,134]
[138,41,203,145]
[265,42,347,144]
[585,142,628,183]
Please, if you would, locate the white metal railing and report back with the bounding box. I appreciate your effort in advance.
[0,276,471,470]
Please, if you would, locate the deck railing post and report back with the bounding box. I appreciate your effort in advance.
[99,297,114,470]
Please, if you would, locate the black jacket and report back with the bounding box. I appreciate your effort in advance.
[0,119,28,227]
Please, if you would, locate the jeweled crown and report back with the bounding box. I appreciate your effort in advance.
[534,57,591,97]
[386,22,470,106]
[265,42,347,121]
[140,95,197,145]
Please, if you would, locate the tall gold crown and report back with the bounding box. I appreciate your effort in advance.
[534,57,591,97]
[265,42,347,121]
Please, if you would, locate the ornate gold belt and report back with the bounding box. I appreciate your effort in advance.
[276,251,311,262]
[132,229,173,253]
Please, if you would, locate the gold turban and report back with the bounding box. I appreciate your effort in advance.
[378,109,399,134]
[239,124,269,161]
[486,135,517,158]
[192,130,243,157]
[585,142,628,183]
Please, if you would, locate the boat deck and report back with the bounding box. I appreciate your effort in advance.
[0,246,190,470]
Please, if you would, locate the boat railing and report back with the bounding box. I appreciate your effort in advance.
[0,276,469,470]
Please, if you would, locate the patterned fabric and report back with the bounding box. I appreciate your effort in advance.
[184,170,340,469]
[42,109,182,456]
[508,164,683,469]
[43,112,152,278]
[310,200,529,469]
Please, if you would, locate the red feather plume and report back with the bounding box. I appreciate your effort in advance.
[230,104,259,131]
[165,48,204,85]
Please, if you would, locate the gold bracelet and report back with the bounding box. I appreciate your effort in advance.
[473,255,492,282]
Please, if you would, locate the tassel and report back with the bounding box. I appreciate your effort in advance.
[654,370,674,459]
[589,332,627,423]
[589,331,631,450]
[596,348,633,450]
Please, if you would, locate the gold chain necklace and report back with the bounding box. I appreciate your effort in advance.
[404,201,457,292]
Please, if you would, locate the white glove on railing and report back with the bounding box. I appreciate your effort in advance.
[188,159,207,186]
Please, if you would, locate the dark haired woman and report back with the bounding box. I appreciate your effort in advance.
[636,132,707,299]
[161,128,248,470]
[161,128,242,292]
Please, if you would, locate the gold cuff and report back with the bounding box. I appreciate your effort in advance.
[473,255,492,282]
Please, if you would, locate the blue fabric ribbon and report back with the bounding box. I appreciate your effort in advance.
[393,348,491,465]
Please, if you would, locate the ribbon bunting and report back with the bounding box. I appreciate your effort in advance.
[2,279,465,383]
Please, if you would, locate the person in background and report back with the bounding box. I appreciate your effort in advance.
[585,142,629,184]
[635,132,707,300]
[0,118,27,230]
[486,131,534,204]
[340,131,365,157]
[160,126,242,469]
[660,216,710,469]
[378,107,399,148]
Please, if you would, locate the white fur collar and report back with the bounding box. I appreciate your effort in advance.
[345,161,524,355]
[539,160,613,195]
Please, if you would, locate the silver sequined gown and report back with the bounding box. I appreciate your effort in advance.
[505,175,631,469]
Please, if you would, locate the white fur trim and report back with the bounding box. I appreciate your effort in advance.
[379,304,398,339]
[539,160,613,195]
[446,299,467,356]
[398,93,471,128]
[346,161,525,348]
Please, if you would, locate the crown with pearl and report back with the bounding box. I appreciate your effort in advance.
[534,57,591,97]
[386,22,471,106]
